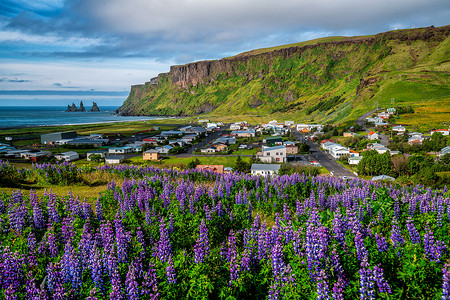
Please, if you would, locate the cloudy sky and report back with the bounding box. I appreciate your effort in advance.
[0,0,448,106]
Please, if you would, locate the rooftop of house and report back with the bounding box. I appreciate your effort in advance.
[251,164,281,171]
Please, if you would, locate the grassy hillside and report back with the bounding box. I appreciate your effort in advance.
[118,26,450,129]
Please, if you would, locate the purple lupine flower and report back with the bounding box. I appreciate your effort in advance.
[0,247,23,291]
[110,269,124,300]
[166,257,177,284]
[375,233,389,253]
[141,263,159,299]
[53,282,66,300]
[271,239,285,281]
[406,218,421,244]
[168,213,174,234]
[136,227,146,254]
[25,271,40,300]
[95,198,103,221]
[27,231,37,252]
[443,263,450,300]
[47,224,59,257]
[61,216,75,244]
[282,202,291,222]
[157,218,172,263]
[46,262,62,293]
[4,284,17,300]
[8,203,28,234]
[424,225,447,262]
[355,231,368,261]
[194,219,210,264]
[373,265,391,294]
[332,212,346,247]
[115,218,130,263]
[332,277,345,300]
[90,247,103,291]
[359,256,375,300]
[86,287,98,300]
[241,249,251,272]
[126,263,140,300]
[330,248,347,285]
[227,230,237,262]
[390,223,404,257]
[32,203,45,230]
[229,255,240,286]
[316,269,331,300]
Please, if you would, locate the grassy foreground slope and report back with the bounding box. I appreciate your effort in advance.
[118,26,450,128]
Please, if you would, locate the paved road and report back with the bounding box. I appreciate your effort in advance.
[292,131,356,178]
[355,108,380,127]
[180,126,228,156]
[355,107,389,146]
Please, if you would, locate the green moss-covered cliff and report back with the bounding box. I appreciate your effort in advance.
[118,25,450,124]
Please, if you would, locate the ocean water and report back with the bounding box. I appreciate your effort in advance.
[0,106,163,129]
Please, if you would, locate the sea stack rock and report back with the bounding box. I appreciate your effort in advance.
[79,101,86,112]
[66,103,78,112]
[90,102,100,112]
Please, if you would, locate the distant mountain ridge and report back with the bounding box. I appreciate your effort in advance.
[117,25,450,126]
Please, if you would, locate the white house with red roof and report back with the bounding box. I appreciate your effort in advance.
[367,132,379,140]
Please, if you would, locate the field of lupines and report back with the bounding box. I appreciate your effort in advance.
[1,161,450,299]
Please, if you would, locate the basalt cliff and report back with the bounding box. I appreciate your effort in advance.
[117,26,450,124]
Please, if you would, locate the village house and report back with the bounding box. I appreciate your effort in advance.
[155,145,173,154]
[349,150,360,157]
[328,144,350,159]
[160,130,183,138]
[251,164,281,176]
[143,149,160,161]
[367,132,379,140]
[55,151,79,162]
[87,150,108,161]
[230,123,241,130]
[265,136,283,146]
[201,147,217,153]
[343,131,355,138]
[231,129,256,138]
[348,156,363,165]
[258,145,287,163]
[41,131,77,145]
[378,112,390,119]
[286,144,298,155]
[320,139,335,149]
[439,146,450,158]
[126,143,144,152]
[21,151,52,162]
[371,175,395,181]
[105,155,124,164]
[142,137,158,145]
[392,125,406,134]
[387,107,396,114]
[184,127,207,136]
[213,143,228,152]
[408,137,423,146]
[109,146,132,154]
[431,129,450,136]
[196,165,224,173]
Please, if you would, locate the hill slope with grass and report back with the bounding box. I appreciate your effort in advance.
[118,26,450,128]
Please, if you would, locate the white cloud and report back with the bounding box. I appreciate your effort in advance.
[0,30,103,47]
[0,59,172,91]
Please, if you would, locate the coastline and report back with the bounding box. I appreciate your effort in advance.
[0,116,174,130]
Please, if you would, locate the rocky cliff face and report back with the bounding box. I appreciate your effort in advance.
[117,25,450,123]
